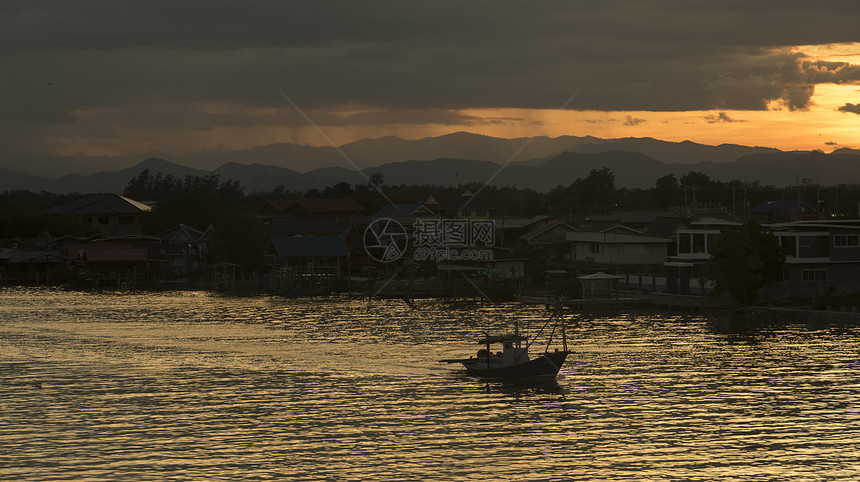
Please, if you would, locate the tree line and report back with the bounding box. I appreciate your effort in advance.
[2,167,859,240]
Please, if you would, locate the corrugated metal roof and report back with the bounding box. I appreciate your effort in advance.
[41,193,151,215]
[268,236,349,258]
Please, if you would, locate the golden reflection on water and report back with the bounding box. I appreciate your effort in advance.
[2,288,860,480]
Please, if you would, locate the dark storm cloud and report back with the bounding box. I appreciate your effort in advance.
[2,1,860,141]
[704,112,745,123]
[837,103,860,114]
[623,116,646,126]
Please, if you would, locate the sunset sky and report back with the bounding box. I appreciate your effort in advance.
[2,1,860,174]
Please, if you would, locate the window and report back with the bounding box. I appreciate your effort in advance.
[834,235,860,247]
[692,233,706,253]
[801,269,827,281]
[98,216,110,225]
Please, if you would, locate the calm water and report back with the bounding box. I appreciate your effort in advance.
[2,288,860,480]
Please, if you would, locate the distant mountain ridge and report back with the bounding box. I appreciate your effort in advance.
[1,131,782,177]
[1,133,857,194]
[3,151,859,195]
[174,132,780,173]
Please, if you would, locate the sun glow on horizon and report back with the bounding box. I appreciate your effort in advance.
[41,43,860,158]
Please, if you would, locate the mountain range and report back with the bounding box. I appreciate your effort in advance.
[2,132,858,194]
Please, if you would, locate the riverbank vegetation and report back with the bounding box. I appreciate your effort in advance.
[3,168,859,241]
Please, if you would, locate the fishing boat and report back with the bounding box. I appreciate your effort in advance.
[441,316,571,379]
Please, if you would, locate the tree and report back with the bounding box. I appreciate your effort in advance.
[680,171,712,188]
[703,221,785,306]
[574,167,616,213]
[367,172,385,190]
[653,173,680,208]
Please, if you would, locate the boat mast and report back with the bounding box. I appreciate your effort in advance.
[482,330,491,369]
[515,319,520,348]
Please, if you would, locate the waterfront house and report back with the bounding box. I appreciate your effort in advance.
[152,224,212,278]
[494,215,553,250]
[644,216,690,256]
[566,231,672,270]
[565,230,673,293]
[265,235,351,294]
[520,219,578,263]
[63,238,154,289]
[663,217,740,294]
[0,246,62,285]
[765,219,860,299]
[41,193,151,235]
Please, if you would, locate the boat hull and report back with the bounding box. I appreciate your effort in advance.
[461,351,570,379]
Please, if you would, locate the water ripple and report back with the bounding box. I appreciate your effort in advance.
[2,287,860,480]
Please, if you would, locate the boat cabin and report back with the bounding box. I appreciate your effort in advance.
[475,334,529,367]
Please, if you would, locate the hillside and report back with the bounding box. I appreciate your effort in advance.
[3,135,859,194]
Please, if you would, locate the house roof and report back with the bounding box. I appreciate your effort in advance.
[268,236,349,258]
[599,225,643,235]
[156,224,206,244]
[41,193,151,215]
[0,238,26,249]
[645,216,690,238]
[520,220,577,241]
[585,210,679,224]
[66,244,147,262]
[424,189,494,210]
[262,198,365,215]
[565,232,672,244]
[495,215,553,229]
[770,220,860,231]
[0,248,62,263]
[690,217,742,227]
[578,271,625,280]
[367,204,436,219]
[96,234,161,243]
